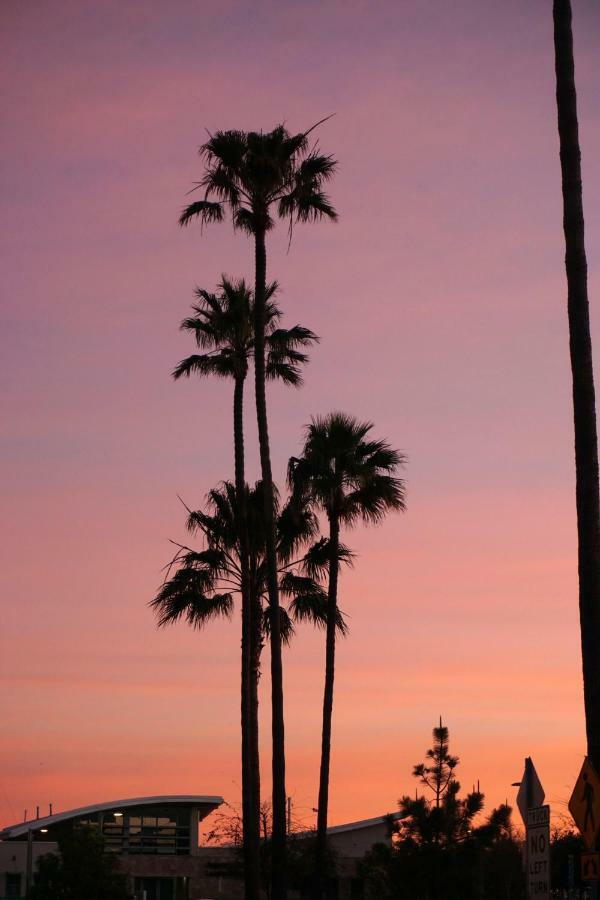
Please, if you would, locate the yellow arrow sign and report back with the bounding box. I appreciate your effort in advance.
[569,758,600,849]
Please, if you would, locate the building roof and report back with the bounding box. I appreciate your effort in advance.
[326,811,403,836]
[291,810,404,843]
[0,795,224,840]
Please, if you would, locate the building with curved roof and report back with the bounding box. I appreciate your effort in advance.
[0,794,224,900]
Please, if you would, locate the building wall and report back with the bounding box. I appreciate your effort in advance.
[120,848,244,900]
[0,841,59,898]
[329,822,389,859]
[0,841,246,900]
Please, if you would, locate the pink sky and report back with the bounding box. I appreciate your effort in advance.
[2,0,600,834]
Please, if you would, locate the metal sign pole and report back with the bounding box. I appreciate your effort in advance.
[525,757,533,896]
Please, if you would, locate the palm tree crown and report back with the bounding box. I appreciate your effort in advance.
[151,482,348,642]
[179,123,338,235]
[173,276,318,388]
[288,412,407,525]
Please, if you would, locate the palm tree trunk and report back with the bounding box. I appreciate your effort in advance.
[315,515,340,900]
[234,375,261,900]
[253,225,287,900]
[553,0,600,773]
[250,580,263,854]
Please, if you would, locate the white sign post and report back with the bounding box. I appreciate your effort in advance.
[527,805,550,900]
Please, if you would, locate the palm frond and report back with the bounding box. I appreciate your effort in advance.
[279,128,309,161]
[267,347,310,367]
[267,325,319,349]
[201,130,248,173]
[279,571,320,598]
[179,317,220,349]
[343,474,406,525]
[219,275,253,308]
[276,494,319,563]
[279,188,338,224]
[233,207,259,234]
[206,482,239,541]
[265,325,317,385]
[264,280,280,303]
[262,605,295,646]
[180,547,230,573]
[193,287,222,309]
[186,507,213,535]
[302,114,336,139]
[296,151,338,183]
[179,200,224,227]
[356,440,407,473]
[265,359,304,386]
[203,164,241,207]
[301,537,355,579]
[150,567,233,629]
[284,574,349,637]
[173,352,236,380]
[185,483,240,551]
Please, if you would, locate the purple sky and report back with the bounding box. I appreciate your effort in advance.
[2,0,600,831]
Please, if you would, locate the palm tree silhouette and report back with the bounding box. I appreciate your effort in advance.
[151,480,322,633]
[553,0,600,772]
[288,412,406,897]
[179,123,337,897]
[172,276,317,896]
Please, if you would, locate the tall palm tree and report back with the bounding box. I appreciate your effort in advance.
[288,413,406,898]
[179,123,337,896]
[172,276,317,899]
[553,0,600,774]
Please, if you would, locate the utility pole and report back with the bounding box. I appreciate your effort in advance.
[25,828,33,895]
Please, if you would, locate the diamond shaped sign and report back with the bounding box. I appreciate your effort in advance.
[569,757,600,849]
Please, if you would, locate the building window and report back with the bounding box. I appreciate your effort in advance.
[5,872,22,897]
[134,876,182,900]
[101,807,191,855]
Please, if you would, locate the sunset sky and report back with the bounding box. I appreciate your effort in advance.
[2,0,600,835]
